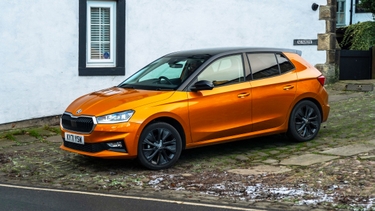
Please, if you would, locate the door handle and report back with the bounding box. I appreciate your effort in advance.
[283,85,294,90]
[237,92,250,98]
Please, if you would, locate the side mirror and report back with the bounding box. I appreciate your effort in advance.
[190,80,214,92]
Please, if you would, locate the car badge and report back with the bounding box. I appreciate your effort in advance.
[76,109,82,114]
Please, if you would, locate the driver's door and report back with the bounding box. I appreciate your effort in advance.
[187,54,252,143]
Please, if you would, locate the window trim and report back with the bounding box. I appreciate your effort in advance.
[79,0,125,76]
[87,1,116,67]
[336,0,346,26]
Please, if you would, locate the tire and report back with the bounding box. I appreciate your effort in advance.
[287,100,322,142]
[137,122,182,170]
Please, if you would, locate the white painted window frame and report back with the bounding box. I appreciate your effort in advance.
[336,0,346,26]
[86,1,117,67]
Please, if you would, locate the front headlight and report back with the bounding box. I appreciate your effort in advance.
[96,110,135,124]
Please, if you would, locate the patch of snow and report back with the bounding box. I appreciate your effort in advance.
[148,177,163,185]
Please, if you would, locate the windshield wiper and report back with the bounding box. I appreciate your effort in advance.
[155,87,175,91]
[118,84,135,89]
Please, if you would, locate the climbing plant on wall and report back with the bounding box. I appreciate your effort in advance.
[341,0,375,50]
[341,21,375,50]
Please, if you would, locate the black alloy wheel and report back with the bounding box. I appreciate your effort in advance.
[137,122,182,170]
[287,100,322,142]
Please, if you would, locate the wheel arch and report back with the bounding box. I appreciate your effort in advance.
[146,117,187,150]
[290,96,324,123]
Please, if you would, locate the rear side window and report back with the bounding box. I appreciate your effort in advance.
[247,53,295,80]
[247,53,278,80]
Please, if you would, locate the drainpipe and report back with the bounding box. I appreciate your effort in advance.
[349,0,353,25]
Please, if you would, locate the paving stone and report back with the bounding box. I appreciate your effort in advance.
[257,152,268,157]
[46,136,63,143]
[262,159,279,164]
[280,154,339,166]
[321,144,375,156]
[275,154,289,159]
[359,155,375,160]
[34,129,56,137]
[268,150,280,155]
[305,142,316,147]
[313,139,326,144]
[0,139,15,148]
[235,155,249,161]
[15,135,38,143]
[345,83,373,92]
[228,165,291,175]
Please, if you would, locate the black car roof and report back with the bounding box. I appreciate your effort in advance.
[164,47,302,57]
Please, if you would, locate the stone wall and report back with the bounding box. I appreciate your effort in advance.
[316,0,339,83]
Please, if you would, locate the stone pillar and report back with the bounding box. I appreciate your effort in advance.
[315,0,339,84]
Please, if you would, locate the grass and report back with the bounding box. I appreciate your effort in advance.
[27,129,41,139]
[44,125,61,134]
[4,134,16,141]
[1,129,27,142]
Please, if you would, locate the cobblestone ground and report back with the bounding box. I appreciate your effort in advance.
[0,80,374,210]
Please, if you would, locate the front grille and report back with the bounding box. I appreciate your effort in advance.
[61,113,95,133]
[64,140,109,153]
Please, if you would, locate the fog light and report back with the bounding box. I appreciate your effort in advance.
[107,141,123,148]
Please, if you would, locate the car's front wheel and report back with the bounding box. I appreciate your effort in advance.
[137,122,182,170]
[287,100,321,142]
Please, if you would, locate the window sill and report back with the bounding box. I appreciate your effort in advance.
[79,67,125,76]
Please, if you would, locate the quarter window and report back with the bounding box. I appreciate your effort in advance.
[198,55,245,87]
[276,53,295,74]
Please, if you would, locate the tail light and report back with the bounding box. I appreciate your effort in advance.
[317,75,326,86]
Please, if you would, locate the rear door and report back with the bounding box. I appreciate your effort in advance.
[247,53,297,132]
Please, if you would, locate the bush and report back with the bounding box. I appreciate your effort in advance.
[341,21,375,50]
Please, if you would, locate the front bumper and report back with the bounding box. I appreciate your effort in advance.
[60,120,140,159]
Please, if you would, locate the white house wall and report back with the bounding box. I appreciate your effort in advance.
[0,0,326,124]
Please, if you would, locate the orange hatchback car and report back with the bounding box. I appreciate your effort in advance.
[60,47,329,170]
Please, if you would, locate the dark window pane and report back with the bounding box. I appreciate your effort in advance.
[276,53,295,74]
[247,53,279,80]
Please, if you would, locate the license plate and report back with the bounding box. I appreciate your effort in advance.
[65,133,84,145]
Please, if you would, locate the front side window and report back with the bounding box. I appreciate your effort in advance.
[197,55,245,87]
[87,1,116,67]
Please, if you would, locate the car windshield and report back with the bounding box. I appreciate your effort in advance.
[118,55,210,90]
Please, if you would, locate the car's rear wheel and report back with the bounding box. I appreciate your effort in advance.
[137,122,182,170]
[287,100,321,142]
